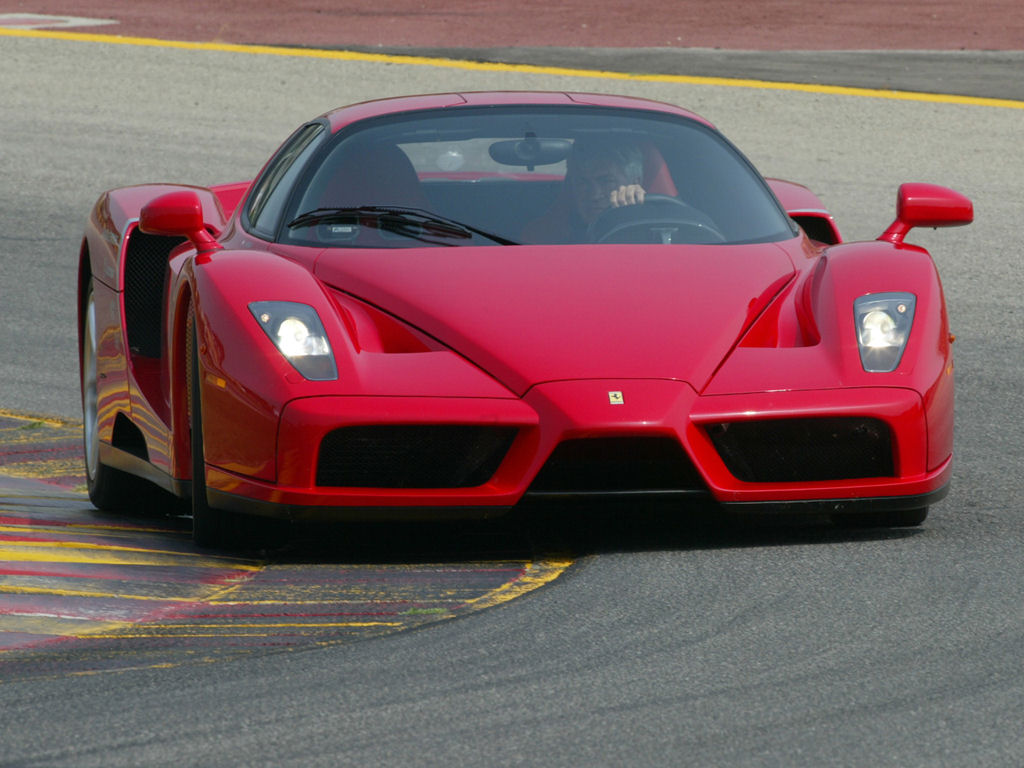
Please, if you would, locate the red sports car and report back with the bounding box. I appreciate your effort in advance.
[78,91,972,547]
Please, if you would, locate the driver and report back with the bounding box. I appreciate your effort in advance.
[523,138,647,243]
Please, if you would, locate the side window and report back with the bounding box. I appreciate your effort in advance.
[245,123,326,239]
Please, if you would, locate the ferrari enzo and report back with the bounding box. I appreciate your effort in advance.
[78,91,972,547]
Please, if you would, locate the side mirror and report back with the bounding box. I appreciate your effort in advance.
[878,183,973,245]
[139,190,222,254]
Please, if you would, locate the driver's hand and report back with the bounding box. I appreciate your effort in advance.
[610,184,646,208]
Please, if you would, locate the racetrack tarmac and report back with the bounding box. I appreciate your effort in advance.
[2,5,1024,767]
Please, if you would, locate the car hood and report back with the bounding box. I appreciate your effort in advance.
[315,243,796,395]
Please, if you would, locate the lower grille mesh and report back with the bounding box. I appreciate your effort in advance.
[529,437,705,493]
[316,425,516,488]
[706,417,894,482]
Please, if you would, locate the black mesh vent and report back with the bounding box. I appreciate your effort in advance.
[316,425,517,488]
[529,437,705,493]
[124,230,183,357]
[706,417,894,482]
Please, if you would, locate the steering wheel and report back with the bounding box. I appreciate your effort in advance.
[589,194,726,244]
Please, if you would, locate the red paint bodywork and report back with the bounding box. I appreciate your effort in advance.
[78,92,970,523]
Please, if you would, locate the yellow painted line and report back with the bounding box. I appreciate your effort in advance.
[0,584,196,601]
[121,622,403,629]
[0,616,128,637]
[62,662,189,677]
[462,556,573,612]
[0,516,180,535]
[2,538,230,557]
[0,548,260,569]
[0,537,257,562]
[80,632,385,639]
[0,463,76,477]
[0,523,177,535]
[0,409,75,429]
[200,582,249,603]
[0,542,262,569]
[0,424,79,437]
[203,599,459,605]
[1,27,1022,110]
[0,436,78,448]
[0,548,211,567]
[0,461,83,482]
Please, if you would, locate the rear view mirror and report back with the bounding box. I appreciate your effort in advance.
[879,183,973,245]
[489,136,572,170]
[139,190,222,254]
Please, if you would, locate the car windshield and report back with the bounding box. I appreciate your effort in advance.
[281,105,796,248]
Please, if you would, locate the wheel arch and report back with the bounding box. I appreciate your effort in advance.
[176,249,342,485]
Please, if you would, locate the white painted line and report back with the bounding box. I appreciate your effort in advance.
[0,13,118,30]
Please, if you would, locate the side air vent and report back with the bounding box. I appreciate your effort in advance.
[112,412,149,461]
[706,417,894,482]
[123,229,184,357]
[792,214,840,245]
[316,425,517,488]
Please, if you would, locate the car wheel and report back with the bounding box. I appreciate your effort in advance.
[82,277,140,509]
[833,507,929,529]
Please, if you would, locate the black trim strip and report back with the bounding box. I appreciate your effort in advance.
[99,442,189,498]
[206,488,513,523]
[718,484,949,515]
[525,489,712,502]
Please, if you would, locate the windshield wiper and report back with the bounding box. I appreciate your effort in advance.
[287,206,518,246]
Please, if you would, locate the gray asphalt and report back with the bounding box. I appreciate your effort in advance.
[2,34,1024,766]
[362,47,1024,102]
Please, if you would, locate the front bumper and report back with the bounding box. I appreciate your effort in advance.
[202,381,950,521]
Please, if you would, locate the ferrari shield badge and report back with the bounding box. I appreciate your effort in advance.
[608,391,624,405]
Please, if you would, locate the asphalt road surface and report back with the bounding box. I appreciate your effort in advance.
[2,18,1024,768]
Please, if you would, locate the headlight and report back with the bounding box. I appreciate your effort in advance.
[854,292,915,372]
[250,301,338,381]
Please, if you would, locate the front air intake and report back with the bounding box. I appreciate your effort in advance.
[316,425,516,488]
[706,417,894,482]
[529,436,705,493]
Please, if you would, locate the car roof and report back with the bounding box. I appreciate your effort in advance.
[321,91,715,133]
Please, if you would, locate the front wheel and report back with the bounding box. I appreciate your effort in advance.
[82,277,144,509]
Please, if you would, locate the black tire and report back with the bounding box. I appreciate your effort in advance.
[82,277,146,509]
[833,507,929,529]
